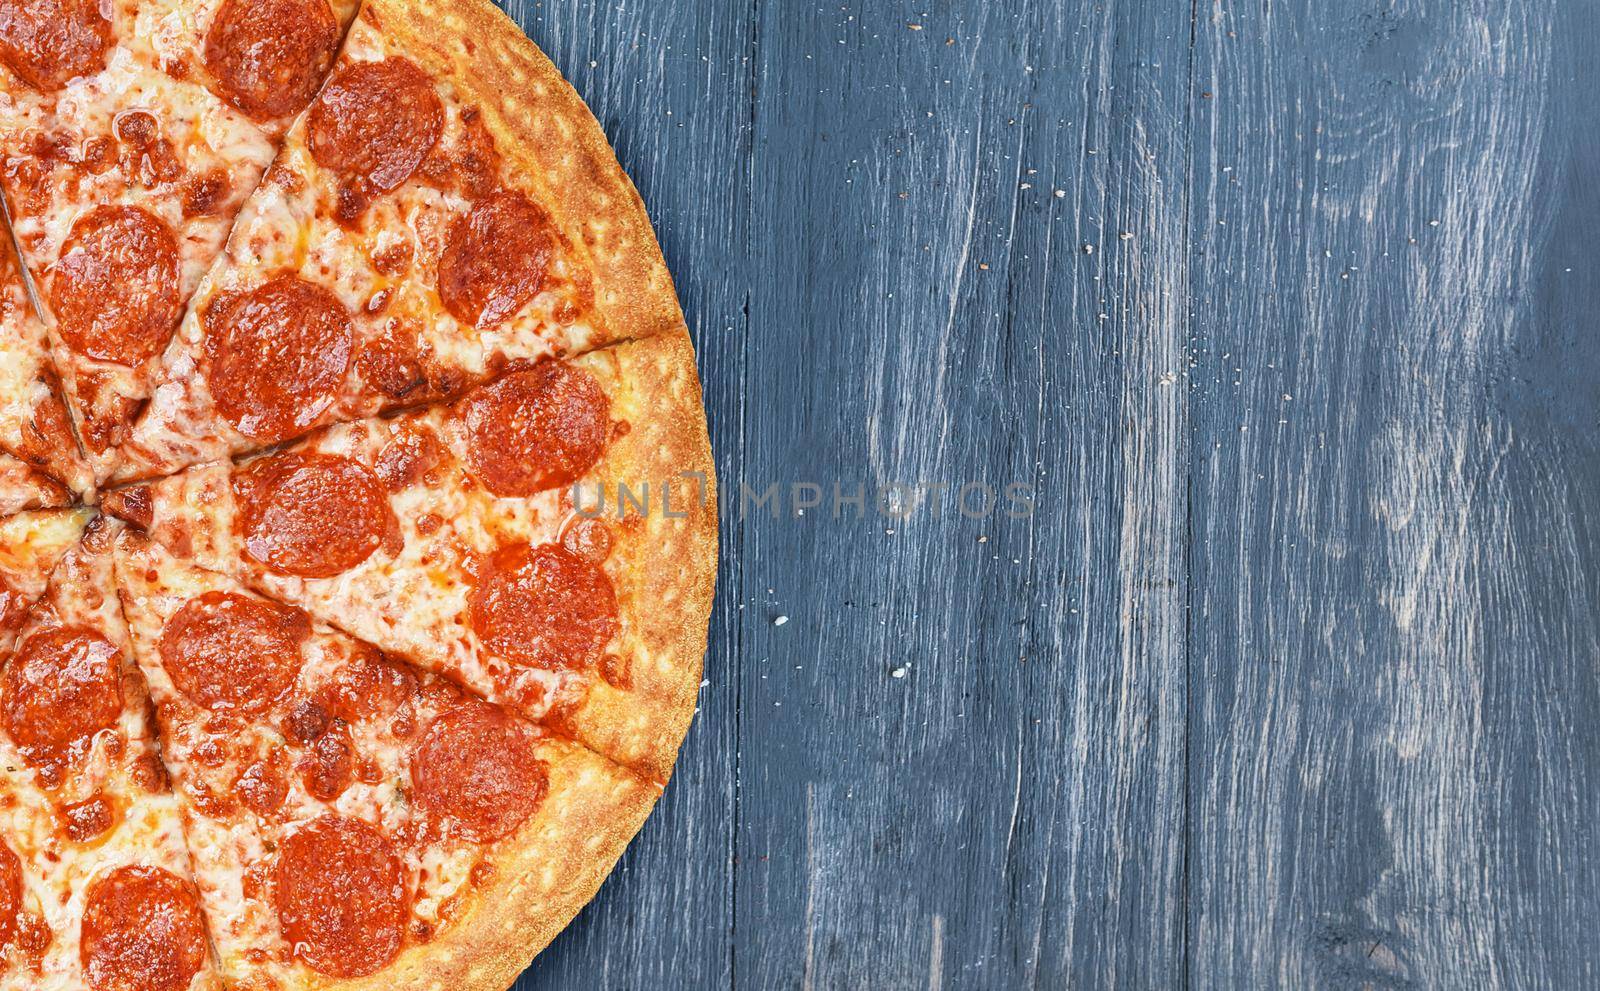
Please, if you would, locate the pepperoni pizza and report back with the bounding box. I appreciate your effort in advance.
[0,0,714,987]
[115,531,658,989]
[0,0,365,475]
[104,333,715,780]
[115,0,680,481]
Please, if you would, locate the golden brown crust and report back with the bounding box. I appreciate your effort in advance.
[334,739,658,991]
[562,329,717,783]
[364,0,685,349]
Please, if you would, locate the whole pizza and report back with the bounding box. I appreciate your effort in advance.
[0,0,717,987]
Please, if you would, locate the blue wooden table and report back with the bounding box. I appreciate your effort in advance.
[508,2,1600,987]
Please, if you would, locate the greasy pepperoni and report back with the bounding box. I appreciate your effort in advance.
[562,517,613,563]
[307,58,442,194]
[354,325,426,400]
[17,915,48,957]
[204,0,338,120]
[374,426,444,492]
[283,698,330,745]
[461,363,608,497]
[181,170,229,217]
[113,111,158,147]
[203,276,353,442]
[112,111,181,189]
[18,377,82,478]
[299,722,353,801]
[420,105,501,199]
[468,542,618,670]
[233,452,395,578]
[318,650,415,723]
[101,485,154,530]
[74,374,136,454]
[411,705,546,842]
[50,206,180,365]
[158,592,306,718]
[274,816,405,978]
[235,757,287,817]
[62,794,115,842]
[80,865,207,991]
[130,752,169,794]
[0,627,123,755]
[438,191,554,328]
[0,839,18,947]
[0,0,111,91]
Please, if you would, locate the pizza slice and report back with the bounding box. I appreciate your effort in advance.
[113,529,659,989]
[0,232,88,498]
[113,0,682,481]
[106,331,716,780]
[0,517,221,990]
[0,0,361,473]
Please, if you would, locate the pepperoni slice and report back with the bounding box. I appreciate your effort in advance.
[299,721,353,801]
[469,542,618,670]
[233,452,395,578]
[461,363,608,497]
[307,58,442,194]
[235,755,287,817]
[0,839,19,948]
[158,592,306,718]
[50,206,181,365]
[203,0,338,120]
[374,425,444,491]
[562,517,613,563]
[80,865,207,991]
[438,191,555,328]
[0,627,122,755]
[274,816,405,978]
[0,0,111,91]
[203,276,353,442]
[411,704,547,842]
[62,794,115,842]
[317,649,415,724]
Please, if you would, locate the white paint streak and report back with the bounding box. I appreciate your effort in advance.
[802,781,817,991]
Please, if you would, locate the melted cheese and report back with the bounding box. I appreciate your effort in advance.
[0,0,361,483]
[113,537,531,989]
[0,536,218,990]
[123,10,603,478]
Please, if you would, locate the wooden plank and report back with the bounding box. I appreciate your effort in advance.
[498,1,752,987]
[1187,1,1600,985]
[735,2,1192,986]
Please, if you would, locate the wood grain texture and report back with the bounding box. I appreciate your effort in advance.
[494,0,1600,987]
[733,2,1192,988]
[1187,1,1600,988]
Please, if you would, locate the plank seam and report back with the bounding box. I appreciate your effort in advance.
[729,0,761,988]
[1180,0,1200,988]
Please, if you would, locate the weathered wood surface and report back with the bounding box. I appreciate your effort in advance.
[1187,2,1600,988]
[502,0,1600,987]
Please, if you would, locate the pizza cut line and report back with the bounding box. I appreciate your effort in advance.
[0,0,715,987]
